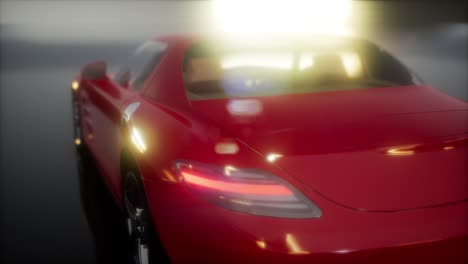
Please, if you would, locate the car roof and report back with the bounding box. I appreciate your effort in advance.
[148,33,371,48]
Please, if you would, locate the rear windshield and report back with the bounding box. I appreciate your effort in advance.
[183,38,421,100]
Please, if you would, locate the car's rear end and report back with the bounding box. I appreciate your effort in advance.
[140,151,468,263]
[139,36,468,263]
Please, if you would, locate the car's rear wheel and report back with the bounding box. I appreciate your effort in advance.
[123,168,169,264]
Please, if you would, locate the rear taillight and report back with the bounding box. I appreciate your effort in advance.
[174,160,322,218]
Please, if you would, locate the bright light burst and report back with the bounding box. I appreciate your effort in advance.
[212,0,353,35]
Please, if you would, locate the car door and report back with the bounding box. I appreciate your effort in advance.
[89,41,168,197]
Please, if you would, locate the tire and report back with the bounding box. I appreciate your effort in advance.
[122,168,170,264]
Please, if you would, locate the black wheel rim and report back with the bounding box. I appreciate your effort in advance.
[124,172,150,264]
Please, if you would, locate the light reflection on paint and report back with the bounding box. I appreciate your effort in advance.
[256,239,267,249]
[131,127,147,153]
[123,102,141,122]
[224,165,238,176]
[285,233,310,255]
[335,249,351,254]
[215,142,239,154]
[161,169,177,183]
[229,199,252,206]
[227,99,263,117]
[386,147,415,156]
[72,81,79,91]
[443,146,454,150]
[266,153,283,163]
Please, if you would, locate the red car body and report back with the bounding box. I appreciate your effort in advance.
[74,35,468,263]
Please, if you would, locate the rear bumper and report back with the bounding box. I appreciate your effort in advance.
[142,175,468,264]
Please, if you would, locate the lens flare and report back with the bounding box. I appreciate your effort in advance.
[212,0,353,35]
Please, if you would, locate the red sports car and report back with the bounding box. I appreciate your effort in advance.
[72,35,468,264]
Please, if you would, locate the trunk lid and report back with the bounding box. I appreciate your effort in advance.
[191,86,468,211]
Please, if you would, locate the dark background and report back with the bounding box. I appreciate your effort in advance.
[0,1,467,263]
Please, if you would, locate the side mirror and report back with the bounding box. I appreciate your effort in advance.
[82,61,107,80]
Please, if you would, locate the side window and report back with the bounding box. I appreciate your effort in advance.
[118,41,167,91]
[363,46,415,85]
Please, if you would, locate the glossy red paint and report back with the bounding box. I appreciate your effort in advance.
[191,87,468,211]
[75,34,468,263]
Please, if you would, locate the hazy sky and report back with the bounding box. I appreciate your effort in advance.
[1,0,465,44]
[0,0,210,43]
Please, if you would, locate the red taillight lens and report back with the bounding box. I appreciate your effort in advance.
[175,160,322,218]
[181,169,293,196]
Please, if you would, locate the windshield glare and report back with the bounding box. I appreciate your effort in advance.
[183,40,420,100]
